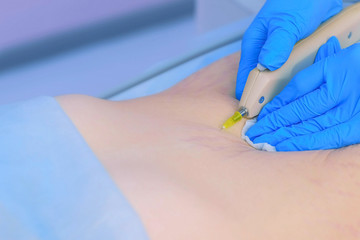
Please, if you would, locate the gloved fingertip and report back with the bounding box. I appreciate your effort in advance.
[253,135,271,145]
[235,91,242,101]
[257,95,284,120]
[315,36,342,62]
[258,29,297,71]
[245,123,267,141]
[256,63,267,72]
[258,53,286,71]
[328,36,341,48]
[257,113,266,121]
[257,106,271,121]
[276,139,305,152]
[245,128,258,142]
[274,142,294,152]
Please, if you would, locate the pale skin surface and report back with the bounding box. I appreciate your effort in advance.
[57,53,360,239]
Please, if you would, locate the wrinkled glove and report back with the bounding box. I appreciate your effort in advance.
[246,36,360,151]
[236,0,343,99]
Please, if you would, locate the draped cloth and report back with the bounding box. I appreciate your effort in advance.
[0,97,148,240]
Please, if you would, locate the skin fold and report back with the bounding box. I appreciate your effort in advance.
[56,53,360,240]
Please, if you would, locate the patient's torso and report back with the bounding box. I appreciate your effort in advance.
[57,92,360,240]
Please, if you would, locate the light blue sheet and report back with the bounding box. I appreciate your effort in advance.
[0,97,148,240]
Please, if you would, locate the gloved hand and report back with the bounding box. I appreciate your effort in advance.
[235,0,343,100]
[245,36,360,151]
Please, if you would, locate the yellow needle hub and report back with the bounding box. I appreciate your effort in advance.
[222,111,243,129]
[222,107,248,130]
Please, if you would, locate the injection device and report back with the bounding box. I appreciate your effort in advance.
[222,2,360,129]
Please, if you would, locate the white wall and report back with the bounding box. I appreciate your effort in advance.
[0,0,178,51]
[196,0,265,33]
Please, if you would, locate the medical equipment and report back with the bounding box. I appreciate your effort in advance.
[247,37,360,151]
[235,0,342,99]
[222,2,360,129]
[245,37,341,151]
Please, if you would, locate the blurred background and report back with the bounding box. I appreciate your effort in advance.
[0,0,266,104]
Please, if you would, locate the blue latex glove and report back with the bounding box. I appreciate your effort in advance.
[246,36,360,151]
[236,0,343,99]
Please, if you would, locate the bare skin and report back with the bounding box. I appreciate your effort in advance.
[56,53,360,240]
